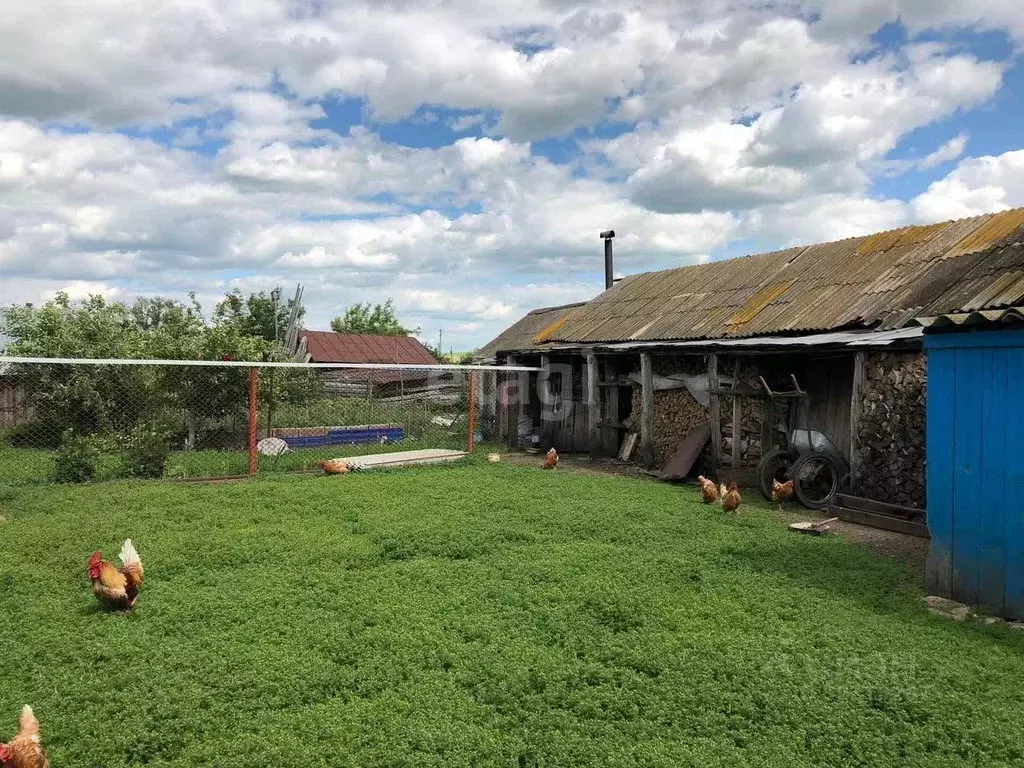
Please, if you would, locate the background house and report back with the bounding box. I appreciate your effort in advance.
[298,330,442,400]
[482,208,1024,512]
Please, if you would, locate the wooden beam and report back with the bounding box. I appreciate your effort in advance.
[731,359,742,469]
[848,351,866,492]
[761,396,774,459]
[586,352,599,456]
[539,354,552,447]
[640,352,656,467]
[731,395,742,469]
[832,506,930,539]
[708,354,721,470]
[506,354,522,449]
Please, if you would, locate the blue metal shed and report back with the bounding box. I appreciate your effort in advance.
[924,328,1024,619]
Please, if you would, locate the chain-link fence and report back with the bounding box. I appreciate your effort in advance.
[0,358,528,486]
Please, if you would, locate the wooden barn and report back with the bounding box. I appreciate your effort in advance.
[482,209,1024,513]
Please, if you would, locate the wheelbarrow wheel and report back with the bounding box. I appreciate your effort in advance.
[758,448,798,501]
[791,451,841,509]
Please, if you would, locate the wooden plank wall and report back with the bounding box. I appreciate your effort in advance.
[538,355,592,454]
[0,379,30,428]
[795,355,855,459]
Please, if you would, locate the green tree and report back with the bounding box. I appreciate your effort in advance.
[0,293,156,440]
[215,289,304,344]
[330,299,419,336]
[0,290,313,451]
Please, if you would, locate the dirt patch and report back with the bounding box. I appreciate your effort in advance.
[501,451,655,480]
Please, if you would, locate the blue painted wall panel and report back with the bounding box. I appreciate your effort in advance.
[925,348,957,598]
[950,348,984,606]
[977,349,1007,612]
[925,329,1024,619]
[1005,348,1024,618]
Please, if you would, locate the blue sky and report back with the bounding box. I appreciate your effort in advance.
[1,1,1023,350]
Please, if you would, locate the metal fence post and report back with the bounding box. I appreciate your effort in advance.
[248,367,259,477]
[467,370,478,453]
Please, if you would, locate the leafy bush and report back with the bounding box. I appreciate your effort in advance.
[51,430,100,483]
[120,422,172,479]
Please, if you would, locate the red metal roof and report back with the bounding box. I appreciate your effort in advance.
[302,331,438,366]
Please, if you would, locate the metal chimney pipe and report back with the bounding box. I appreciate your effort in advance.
[600,230,615,290]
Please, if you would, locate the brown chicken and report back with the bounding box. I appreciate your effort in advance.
[771,478,794,509]
[722,483,742,514]
[542,448,558,469]
[316,459,350,475]
[0,706,49,768]
[88,539,144,611]
[696,475,718,504]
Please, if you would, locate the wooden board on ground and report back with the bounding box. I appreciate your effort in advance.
[830,504,930,538]
[834,493,925,521]
[618,432,638,461]
[343,449,468,471]
[659,422,710,481]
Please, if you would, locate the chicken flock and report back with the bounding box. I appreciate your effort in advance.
[2,539,147,766]
[696,475,743,514]
[7,446,777,762]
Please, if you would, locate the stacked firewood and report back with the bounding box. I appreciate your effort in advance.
[856,352,926,508]
[626,386,709,465]
[720,397,764,465]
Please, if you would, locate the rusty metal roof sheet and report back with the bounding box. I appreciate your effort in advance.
[545,209,1024,344]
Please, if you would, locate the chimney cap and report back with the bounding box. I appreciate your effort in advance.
[600,230,615,239]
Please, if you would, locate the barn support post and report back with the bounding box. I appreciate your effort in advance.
[586,351,599,457]
[640,352,655,467]
[708,354,721,469]
[248,367,260,478]
[848,351,866,492]
[539,354,551,447]
[507,354,527,450]
[761,396,774,459]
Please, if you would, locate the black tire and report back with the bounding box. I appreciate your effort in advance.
[758,448,799,501]
[791,452,841,509]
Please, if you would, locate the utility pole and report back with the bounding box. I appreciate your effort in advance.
[267,286,282,438]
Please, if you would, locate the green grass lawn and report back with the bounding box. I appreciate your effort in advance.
[1,461,1022,767]
[0,436,470,485]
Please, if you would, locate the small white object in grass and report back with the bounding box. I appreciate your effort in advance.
[487,453,500,462]
[257,437,290,456]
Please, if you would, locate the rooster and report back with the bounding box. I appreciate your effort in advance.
[696,475,718,504]
[0,706,49,768]
[771,478,794,510]
[88,539,144,611]
[722,483,742,514]
[542,448,558,470]
[316,459,350,475]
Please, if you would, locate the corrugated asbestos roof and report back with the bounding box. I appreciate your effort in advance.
[477,303,586,357]
[546,209,1024,344]
[914,307,1024,328]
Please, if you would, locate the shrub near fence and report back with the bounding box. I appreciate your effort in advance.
[0,358,528,486]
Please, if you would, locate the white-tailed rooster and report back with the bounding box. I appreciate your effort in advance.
[88,539,144,611]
